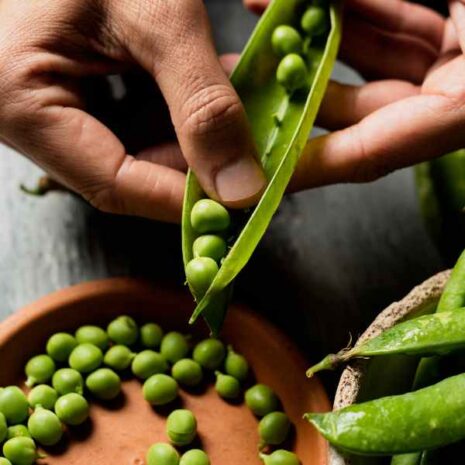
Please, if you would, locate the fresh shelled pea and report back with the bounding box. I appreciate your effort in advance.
[193,235,227,263]
[46,332,77,362]
[180,449,210,465]
[6,425,31,440]
[193,338,225,370]
[0,413,6,443]
[69,343,103,373]
[52,368,84,395]
[171,359,203,387]
[0,387,29,425]
[190,199,231,234]
[55,393,89,426]
[86,368,121,400]
[27,407,63,446]
[107,316,139,346]
[166,409,197,446]
[75,325,109,351]
[186,258,219,301]
[2,437,37,465]
[301,6,328,36]
[215,373,241,400]
[260,450,300,465]
[104,345,135,371]
[276,54,308,92]
[141,323,164,349]
[131,350,168,380]
[25,354,56,387]
[143,374,178,406]
[245,384,279,417]
[146,443,180,465]
[224,346,249,382]
[160,332,190,364]
[271,25,303,57]
[259,412,291,446]
[0,459,12,465]
[28,385,58,410]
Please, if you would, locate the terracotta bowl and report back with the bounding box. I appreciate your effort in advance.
[328,270,451,465]
[0,278,330,465]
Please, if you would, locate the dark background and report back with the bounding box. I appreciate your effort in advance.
[0,0,445,387]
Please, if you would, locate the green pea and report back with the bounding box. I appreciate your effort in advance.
[3,437,37,465]
[69,343,103,373]
[186,258,219,300]
[25,354,56,387]
[52,368,84,395]
[301,6,328,36]
[146,443,180,465]
[0,413,6,443]
[27,407,63,446]
[54,393,89,426]
[260,450,300,465]
[224,346,249,382]
[191,199,231,234]
[166,409,197,446]
[86,368,121,400]
[215,372,241,399]
[259,412,291,446]
[171,359,203,387]
[245,384,279,417]
[160,332,189,364]
[0,387,29,425]
[180,449,210,465]
[193,235,227,263]
[131,350,168,380]
[276,54,308,92]
[193,338,225,370]
[143,374,178,406]
[46,332,77,362]
[75,325,109,351]
[0,458,12,465]
[107,315,139,346]
[6,425,31,440]
[141,323,164,349]
[28,385,58,410]
[271,25,303,57]
[104,345,136,371]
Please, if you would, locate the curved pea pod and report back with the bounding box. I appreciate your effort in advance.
[306,373,465,456]
[183,0,342,334]
[306,308,465,377]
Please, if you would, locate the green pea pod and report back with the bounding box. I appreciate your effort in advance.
[182,0,342,334]
[306,309,465,377]
[306,373,465,456]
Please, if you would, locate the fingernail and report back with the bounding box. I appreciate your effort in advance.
[215,157,267,208]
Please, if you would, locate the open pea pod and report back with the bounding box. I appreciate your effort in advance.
[182,0,342,334]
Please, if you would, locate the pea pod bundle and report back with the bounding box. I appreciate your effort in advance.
[182,0,342,334]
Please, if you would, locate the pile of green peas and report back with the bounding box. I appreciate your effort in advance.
[272,2,329,92]
[0,315,300,465]
[186,199,231,301]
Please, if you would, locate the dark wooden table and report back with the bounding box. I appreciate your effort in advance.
[0,0,444,367]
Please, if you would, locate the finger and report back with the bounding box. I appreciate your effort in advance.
[318,79,419,130]
[449,0,465,52]
[341,13,439,83]
[136,142,187,172]
[243,0,268,15]
[291,67,465,189]
[346,0,445,52]
[115,0,266,209]
[5,105,185,223]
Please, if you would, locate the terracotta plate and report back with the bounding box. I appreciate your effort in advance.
[0,278,329,465]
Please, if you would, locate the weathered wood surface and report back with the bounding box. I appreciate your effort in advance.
[0,0,443,363]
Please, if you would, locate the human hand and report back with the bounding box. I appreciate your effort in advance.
[0,0,266,223]
[245,0,465,190]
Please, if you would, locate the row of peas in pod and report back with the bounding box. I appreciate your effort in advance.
[0,315,300,465]
[273,3,329,93]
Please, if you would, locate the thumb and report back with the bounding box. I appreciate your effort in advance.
[117,0,266,209]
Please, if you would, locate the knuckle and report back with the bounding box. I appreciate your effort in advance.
[180,84,244,138]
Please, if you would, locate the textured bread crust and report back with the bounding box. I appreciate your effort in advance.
[330,270,451,465]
